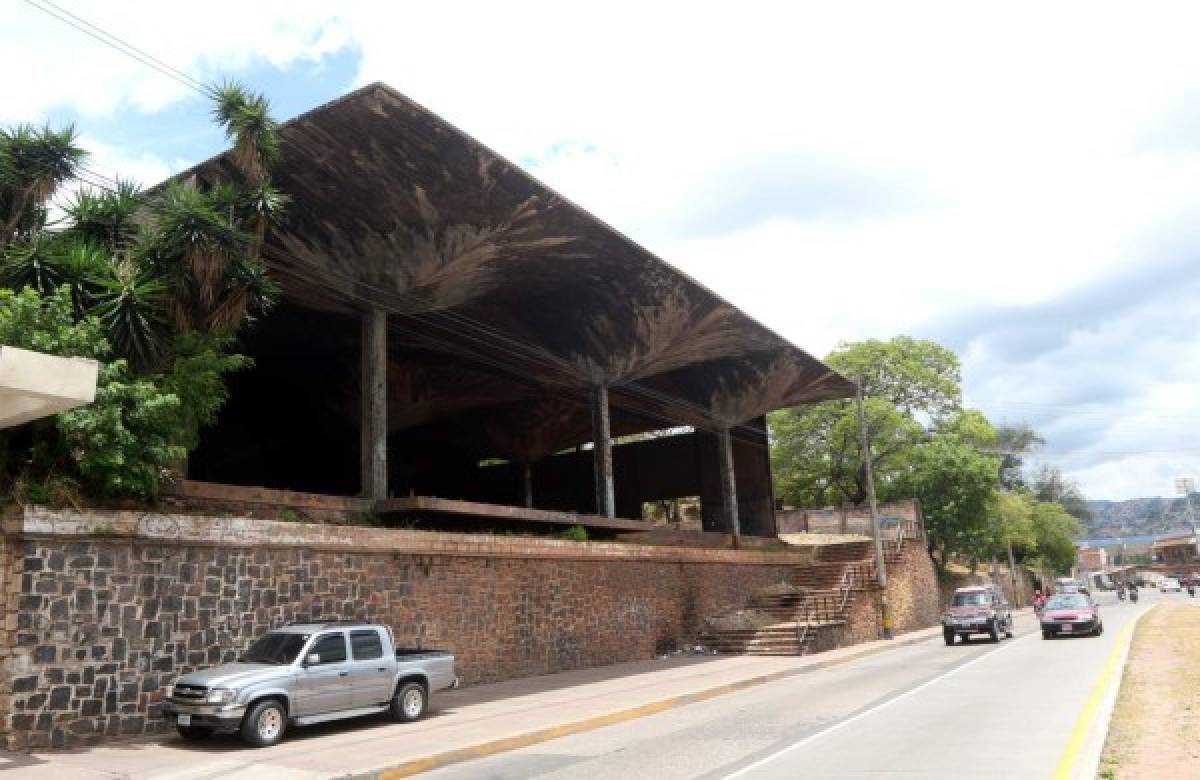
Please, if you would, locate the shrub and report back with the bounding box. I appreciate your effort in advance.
[560,524,588,542]
[0,288,188,499]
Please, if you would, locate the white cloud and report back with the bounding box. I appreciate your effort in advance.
[1,1,347,123]
[9,1,1200,497]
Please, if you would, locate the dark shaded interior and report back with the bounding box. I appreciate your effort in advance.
[179,82,852,536]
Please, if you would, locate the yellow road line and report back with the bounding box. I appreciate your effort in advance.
[1050,607,1153,780]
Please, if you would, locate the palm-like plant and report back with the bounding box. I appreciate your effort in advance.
[0,124,86,248]
[52,239,109,319]
[212,81,279,187]
[65,179,143,251]
[141,80,285,335]
[0,231,61,292]
[91,259,165,370]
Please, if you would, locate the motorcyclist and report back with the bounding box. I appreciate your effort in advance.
[1128,581,1139,603]
[1116,581,1126,601]
[1032,590,1046,614]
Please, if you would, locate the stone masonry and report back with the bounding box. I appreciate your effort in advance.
[0,507,803,750]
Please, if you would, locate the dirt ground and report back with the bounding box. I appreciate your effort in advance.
[1099,602,1200,779]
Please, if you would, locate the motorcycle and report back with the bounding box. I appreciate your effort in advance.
[1117,588,1126,601]
[1129,588,1139,603]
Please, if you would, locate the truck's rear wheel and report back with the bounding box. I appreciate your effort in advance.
[391,681,427,722]
[241,699,287,747]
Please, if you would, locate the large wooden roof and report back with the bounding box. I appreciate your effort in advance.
[180,82,853,459]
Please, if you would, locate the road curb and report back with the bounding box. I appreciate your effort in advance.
[349,627,944,779]
[1060,602,1157,780]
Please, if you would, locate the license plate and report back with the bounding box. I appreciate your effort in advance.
[177,714,191,726]
[1061,625,1072,633]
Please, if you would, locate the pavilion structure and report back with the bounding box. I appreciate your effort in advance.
[177,83,854,538]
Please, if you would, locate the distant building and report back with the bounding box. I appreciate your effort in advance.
[1152,531,1199,564]
[1077,546,1107,570]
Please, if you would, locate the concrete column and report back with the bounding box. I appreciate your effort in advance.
[590,383,614,517]
[522,462,534,509]
[718,426,740,539]
[360,308,388,500]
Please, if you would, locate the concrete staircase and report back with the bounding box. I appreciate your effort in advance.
[701,540,877,656]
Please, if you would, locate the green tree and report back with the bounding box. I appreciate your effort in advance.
[0,287,184,499]
[994,423,1043,490]
[825,335,961,421]
[770,336,960,506]
[0,80,283,503]
[771,397,922,506]
[1033,464,1092,523]
[993,491,1036,553]
[0,123,86,248]
[892,412,1001,568]
[1027,501,1082,574]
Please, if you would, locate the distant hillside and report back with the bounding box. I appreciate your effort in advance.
[1084,495,1198,539]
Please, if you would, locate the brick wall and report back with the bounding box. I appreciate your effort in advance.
[820,538,941,650]
[885,538,942,633]
[0,508,802,749]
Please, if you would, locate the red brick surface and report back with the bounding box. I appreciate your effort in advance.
[0,508,797,749]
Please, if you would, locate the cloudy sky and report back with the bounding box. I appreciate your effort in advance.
[6,1,1200,500]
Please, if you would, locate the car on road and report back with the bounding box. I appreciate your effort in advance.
[1160,577,1182,593]
[942,585,1014,645]
[162,621,457,747]
[1040,593,1103,639]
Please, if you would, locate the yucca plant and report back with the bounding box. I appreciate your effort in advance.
[0,123,86,248]
[0,232,61,292]
[212,81,279,186]
[52,239,109,319]
[91,259,166,370]
[64,179,143,251]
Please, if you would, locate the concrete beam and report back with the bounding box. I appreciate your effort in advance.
[360,308,388,500]
[590,383,615,518]
[0,346,98,429]
[718,427,740,540]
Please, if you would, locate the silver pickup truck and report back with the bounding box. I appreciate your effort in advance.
[161,621,456,747]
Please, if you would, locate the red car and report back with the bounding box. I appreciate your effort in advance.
[1040,593,1103,639]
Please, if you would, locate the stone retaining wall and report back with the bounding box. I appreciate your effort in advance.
[815,538,941,651]
[0,507,804,750]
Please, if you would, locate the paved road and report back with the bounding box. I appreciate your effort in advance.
[420,589,1173,780]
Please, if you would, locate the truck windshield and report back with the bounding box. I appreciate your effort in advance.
[239,633,308,665]
[952,592,990,606]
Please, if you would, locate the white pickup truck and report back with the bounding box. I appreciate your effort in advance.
[162,621,457,746]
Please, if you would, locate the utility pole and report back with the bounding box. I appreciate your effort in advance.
[1006,538,1021,607]
[1175,477,1200,561]
[856,382,892,639]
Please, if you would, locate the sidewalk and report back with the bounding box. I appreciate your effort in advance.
[0,625,944,779]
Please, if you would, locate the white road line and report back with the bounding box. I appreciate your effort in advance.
[722,632,1039,779]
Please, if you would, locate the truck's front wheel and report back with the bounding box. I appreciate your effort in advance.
[391,681,427,722]
[241,699,287,747]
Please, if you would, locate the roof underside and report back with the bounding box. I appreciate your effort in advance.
[183,83,853,460]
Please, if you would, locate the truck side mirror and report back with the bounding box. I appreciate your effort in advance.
[305,653,321,666]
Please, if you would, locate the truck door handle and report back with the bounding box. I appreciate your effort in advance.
[338,671,349,677]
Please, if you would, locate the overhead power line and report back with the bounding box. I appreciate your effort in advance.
[15,3,787,449]
[23,0,212,96]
